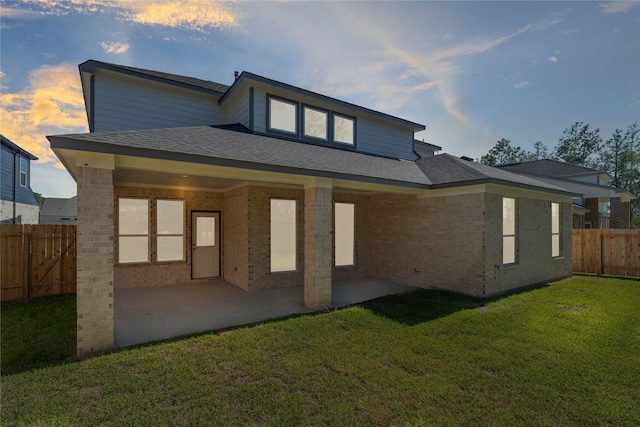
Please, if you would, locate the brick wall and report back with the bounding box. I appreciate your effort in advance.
[223,186,249,289]
[76,167,114,354]
[610,197,631,229]
[113,186,224,289]
[369,192,487,296]
[585,197,599,228]
[304,185,332,308]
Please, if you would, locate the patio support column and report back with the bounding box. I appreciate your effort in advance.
[304,179,333,309]
[76,154,115,355]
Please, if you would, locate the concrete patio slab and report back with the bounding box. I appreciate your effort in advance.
[114,278,417,347]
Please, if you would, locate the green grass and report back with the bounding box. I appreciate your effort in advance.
[2,276,639,426]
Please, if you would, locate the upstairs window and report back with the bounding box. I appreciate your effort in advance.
[118,198,149,264]
[19,158,27,187]
[268,97,297,134]
[503,197,516,264]
[303,106,328,140]
[157,199,184,262]
[551,203,560,257]
[333,114,355,145]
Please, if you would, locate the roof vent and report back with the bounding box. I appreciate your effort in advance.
[234,71,239,81]
[461,156,474,162]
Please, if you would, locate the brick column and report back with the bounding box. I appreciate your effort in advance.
[304,181,332,309]
[610,197,630,229]
[584,198,599,228]
[76,166,115,355]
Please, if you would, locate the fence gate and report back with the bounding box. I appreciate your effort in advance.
[1,224,77,301]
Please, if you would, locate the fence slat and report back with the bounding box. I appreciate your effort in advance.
[573,229,640,278]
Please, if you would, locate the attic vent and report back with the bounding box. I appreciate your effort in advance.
[461,156,474,162]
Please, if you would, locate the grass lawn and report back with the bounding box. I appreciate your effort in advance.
[1,276,639,426]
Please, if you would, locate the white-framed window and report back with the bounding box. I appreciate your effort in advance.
[268,96,298,134]
[303,105,328,140]
[118,198,149,264]
[270,199,296,272]
[335,202,355,267]
[19,158,27,187]
[503,197,516,265]
[157,199,184,262]
[551,202,560,257]
[333,114,355,145]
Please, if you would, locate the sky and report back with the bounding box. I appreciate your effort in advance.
[1,0,639,198]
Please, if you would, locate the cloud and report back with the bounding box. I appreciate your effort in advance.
[99,41,129,54]
[18,0,240,31]
[0,63,88,165]
[600,2,639,14]
[514,81,529,89]
[548,56,558,63]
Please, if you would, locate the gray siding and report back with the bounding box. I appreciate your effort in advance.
[226,86,251,129]
[93,70,228,132]
[249,85,417,160]
[1,144,38,206]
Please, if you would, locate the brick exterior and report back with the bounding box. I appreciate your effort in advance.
[610,197,631,229]
[76,167,115,355]
[113,186,224,289]
[223,186,249,289]
[585,197,599,228]
[304,185,333,309]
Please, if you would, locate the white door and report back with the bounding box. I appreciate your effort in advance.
[192,212,220,279]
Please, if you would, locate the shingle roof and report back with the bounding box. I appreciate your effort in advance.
[79,60,230,94]
[1,134,38,160]
[496,159,605,178]
[49,126,431,187]
[417,154,573,193]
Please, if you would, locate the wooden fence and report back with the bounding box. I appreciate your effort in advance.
[572,229,640,278]
[1,224,76,301]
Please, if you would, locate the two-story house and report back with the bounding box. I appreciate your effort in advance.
[1,135,40,224]
[49,60,577,354]
[497,160,635,229]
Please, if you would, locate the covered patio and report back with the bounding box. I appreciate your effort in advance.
[115,278,418,347]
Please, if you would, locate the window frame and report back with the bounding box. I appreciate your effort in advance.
[156,199,185,263]
[551,202,561,258]
[332,112,356,146]
[302,104,329,141]
[267,95,299,136]
[334,202,355,267]
[117,197,150,264]
[502,197,517,265]
[270,198,297,273]
[19,158,27,187]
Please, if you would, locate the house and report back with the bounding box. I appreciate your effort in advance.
[48,60,577,354]
[40,196,77,224]
[1,135,40,224]
[496,160,635,229]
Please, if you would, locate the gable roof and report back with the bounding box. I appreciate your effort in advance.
[496,159,606,178]
[1,134,38,160]
[79,60,230,95]
[417,154,575,194]
[49,125,431,188]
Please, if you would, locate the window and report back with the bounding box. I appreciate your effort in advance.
[268,97,297,134]
[118,198,149,263]
[503,197,516,264]
[335,203,355,266]
[333,114,355,145]
[271,199,296,272]
[19,158,27,187]
[303,106,328,140]
[157,200,184,262]
[551,203,560,257]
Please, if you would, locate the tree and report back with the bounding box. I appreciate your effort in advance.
[530,141,550,160]
[480,138,530,166]
[553,122,601,167]
[33,192,45,206]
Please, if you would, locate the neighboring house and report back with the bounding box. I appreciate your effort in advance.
[496,160,635,229]
[48,60,578,354]
[39,196,77,224]
[0,135,40,224]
